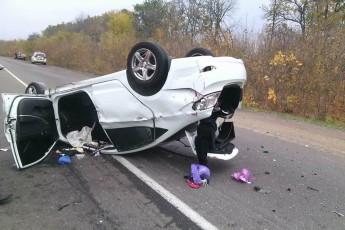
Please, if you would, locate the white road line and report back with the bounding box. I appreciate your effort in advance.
[113,155,219,230]
[3,68,28,87]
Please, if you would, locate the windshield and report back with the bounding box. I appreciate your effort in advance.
[35,53,46,58]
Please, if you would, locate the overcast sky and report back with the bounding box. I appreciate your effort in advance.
[0,0,270,40]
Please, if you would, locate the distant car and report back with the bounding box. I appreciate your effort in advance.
[14,52,26,60]
[2,42,246,169]
[30,51,46,65]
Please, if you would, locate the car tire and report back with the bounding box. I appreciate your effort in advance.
[126,42,170,96]
[185,47,214,57]
[25,82,47,94]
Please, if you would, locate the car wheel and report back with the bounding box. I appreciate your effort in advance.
[185,47,214,57]
[126,42,170,96]
[25,82,47,94]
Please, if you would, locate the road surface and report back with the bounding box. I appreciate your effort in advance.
[0,57,344,230]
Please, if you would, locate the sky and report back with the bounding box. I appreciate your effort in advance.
[0,0,271,41]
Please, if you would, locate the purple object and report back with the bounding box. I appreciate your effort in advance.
[232,168,255,183]
[191,164,210,184]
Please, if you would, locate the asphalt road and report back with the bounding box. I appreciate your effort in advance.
[0,57,344,230]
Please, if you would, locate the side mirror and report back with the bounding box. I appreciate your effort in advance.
[0,65,4,70]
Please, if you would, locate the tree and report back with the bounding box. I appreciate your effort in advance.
[27,33,41,41]
[133,0,168,39]
[107,10,135,36]
[263,0,310,36]
[203,0,237,42]
[263,0,285,44]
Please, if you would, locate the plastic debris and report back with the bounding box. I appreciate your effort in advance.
[254,186,271,194]
[263,149,269,153]
[333,211,344,217]
[0,194,12,203]
[186,179,203,189]
[185,164,210,189]
[58,155,71,165]
[232,168,255,184]
[58,204,70,211]
[0,148,8,152]
[307,186,319,192]
[75,154,85,160]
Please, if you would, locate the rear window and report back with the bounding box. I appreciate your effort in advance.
[35,53,46,58]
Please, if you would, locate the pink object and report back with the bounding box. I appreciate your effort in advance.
[232,168,255,184]
[186,179,203,189]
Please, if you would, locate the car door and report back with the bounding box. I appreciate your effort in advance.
[91,80,156,152]
[2,94,58,169]
[185,125,239,161]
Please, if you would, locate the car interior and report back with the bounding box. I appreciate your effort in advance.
[58,91,109,143]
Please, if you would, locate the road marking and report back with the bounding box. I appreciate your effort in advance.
[3,68,28,87]
[113,155,219,230]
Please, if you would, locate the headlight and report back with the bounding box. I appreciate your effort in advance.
[192,92,221,111]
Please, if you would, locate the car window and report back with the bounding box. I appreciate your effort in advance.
[106,127,154,151]
[35,53,46,58]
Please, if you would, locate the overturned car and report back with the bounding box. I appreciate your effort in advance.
[2,42,246,169]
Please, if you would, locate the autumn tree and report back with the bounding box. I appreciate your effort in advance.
[133,0,167,39]
[263,0,310,36]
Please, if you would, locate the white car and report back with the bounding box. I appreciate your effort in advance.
[2,42,246,169]
[30,51,46,65]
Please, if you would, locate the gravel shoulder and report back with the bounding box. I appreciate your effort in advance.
[233,109,345,157]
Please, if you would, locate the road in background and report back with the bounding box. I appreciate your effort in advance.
[1,57,345,230]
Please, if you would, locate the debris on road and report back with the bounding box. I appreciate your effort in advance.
[58,155,71,165]
[261,145,269,153]
[254,186,271,194]
[333,211,344,217]
[0,148,8,152]
[232,168,255,184]
[184,164,210,189]
[75,154,85,160]
[307,186,319,192]
[58,204,70,211]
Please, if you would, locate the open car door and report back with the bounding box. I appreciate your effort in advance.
[185,121,239,160]
[2,94,58,169]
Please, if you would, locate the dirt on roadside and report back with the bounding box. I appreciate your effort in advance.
[233,109,345,157]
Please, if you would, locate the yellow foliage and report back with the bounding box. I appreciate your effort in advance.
[107,11,134,36]
[287,95,298,104]
[242,93,257,107]
[269,50,302,67]
[267,88,277,103]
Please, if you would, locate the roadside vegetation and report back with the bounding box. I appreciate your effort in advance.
[0,0,344,127]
